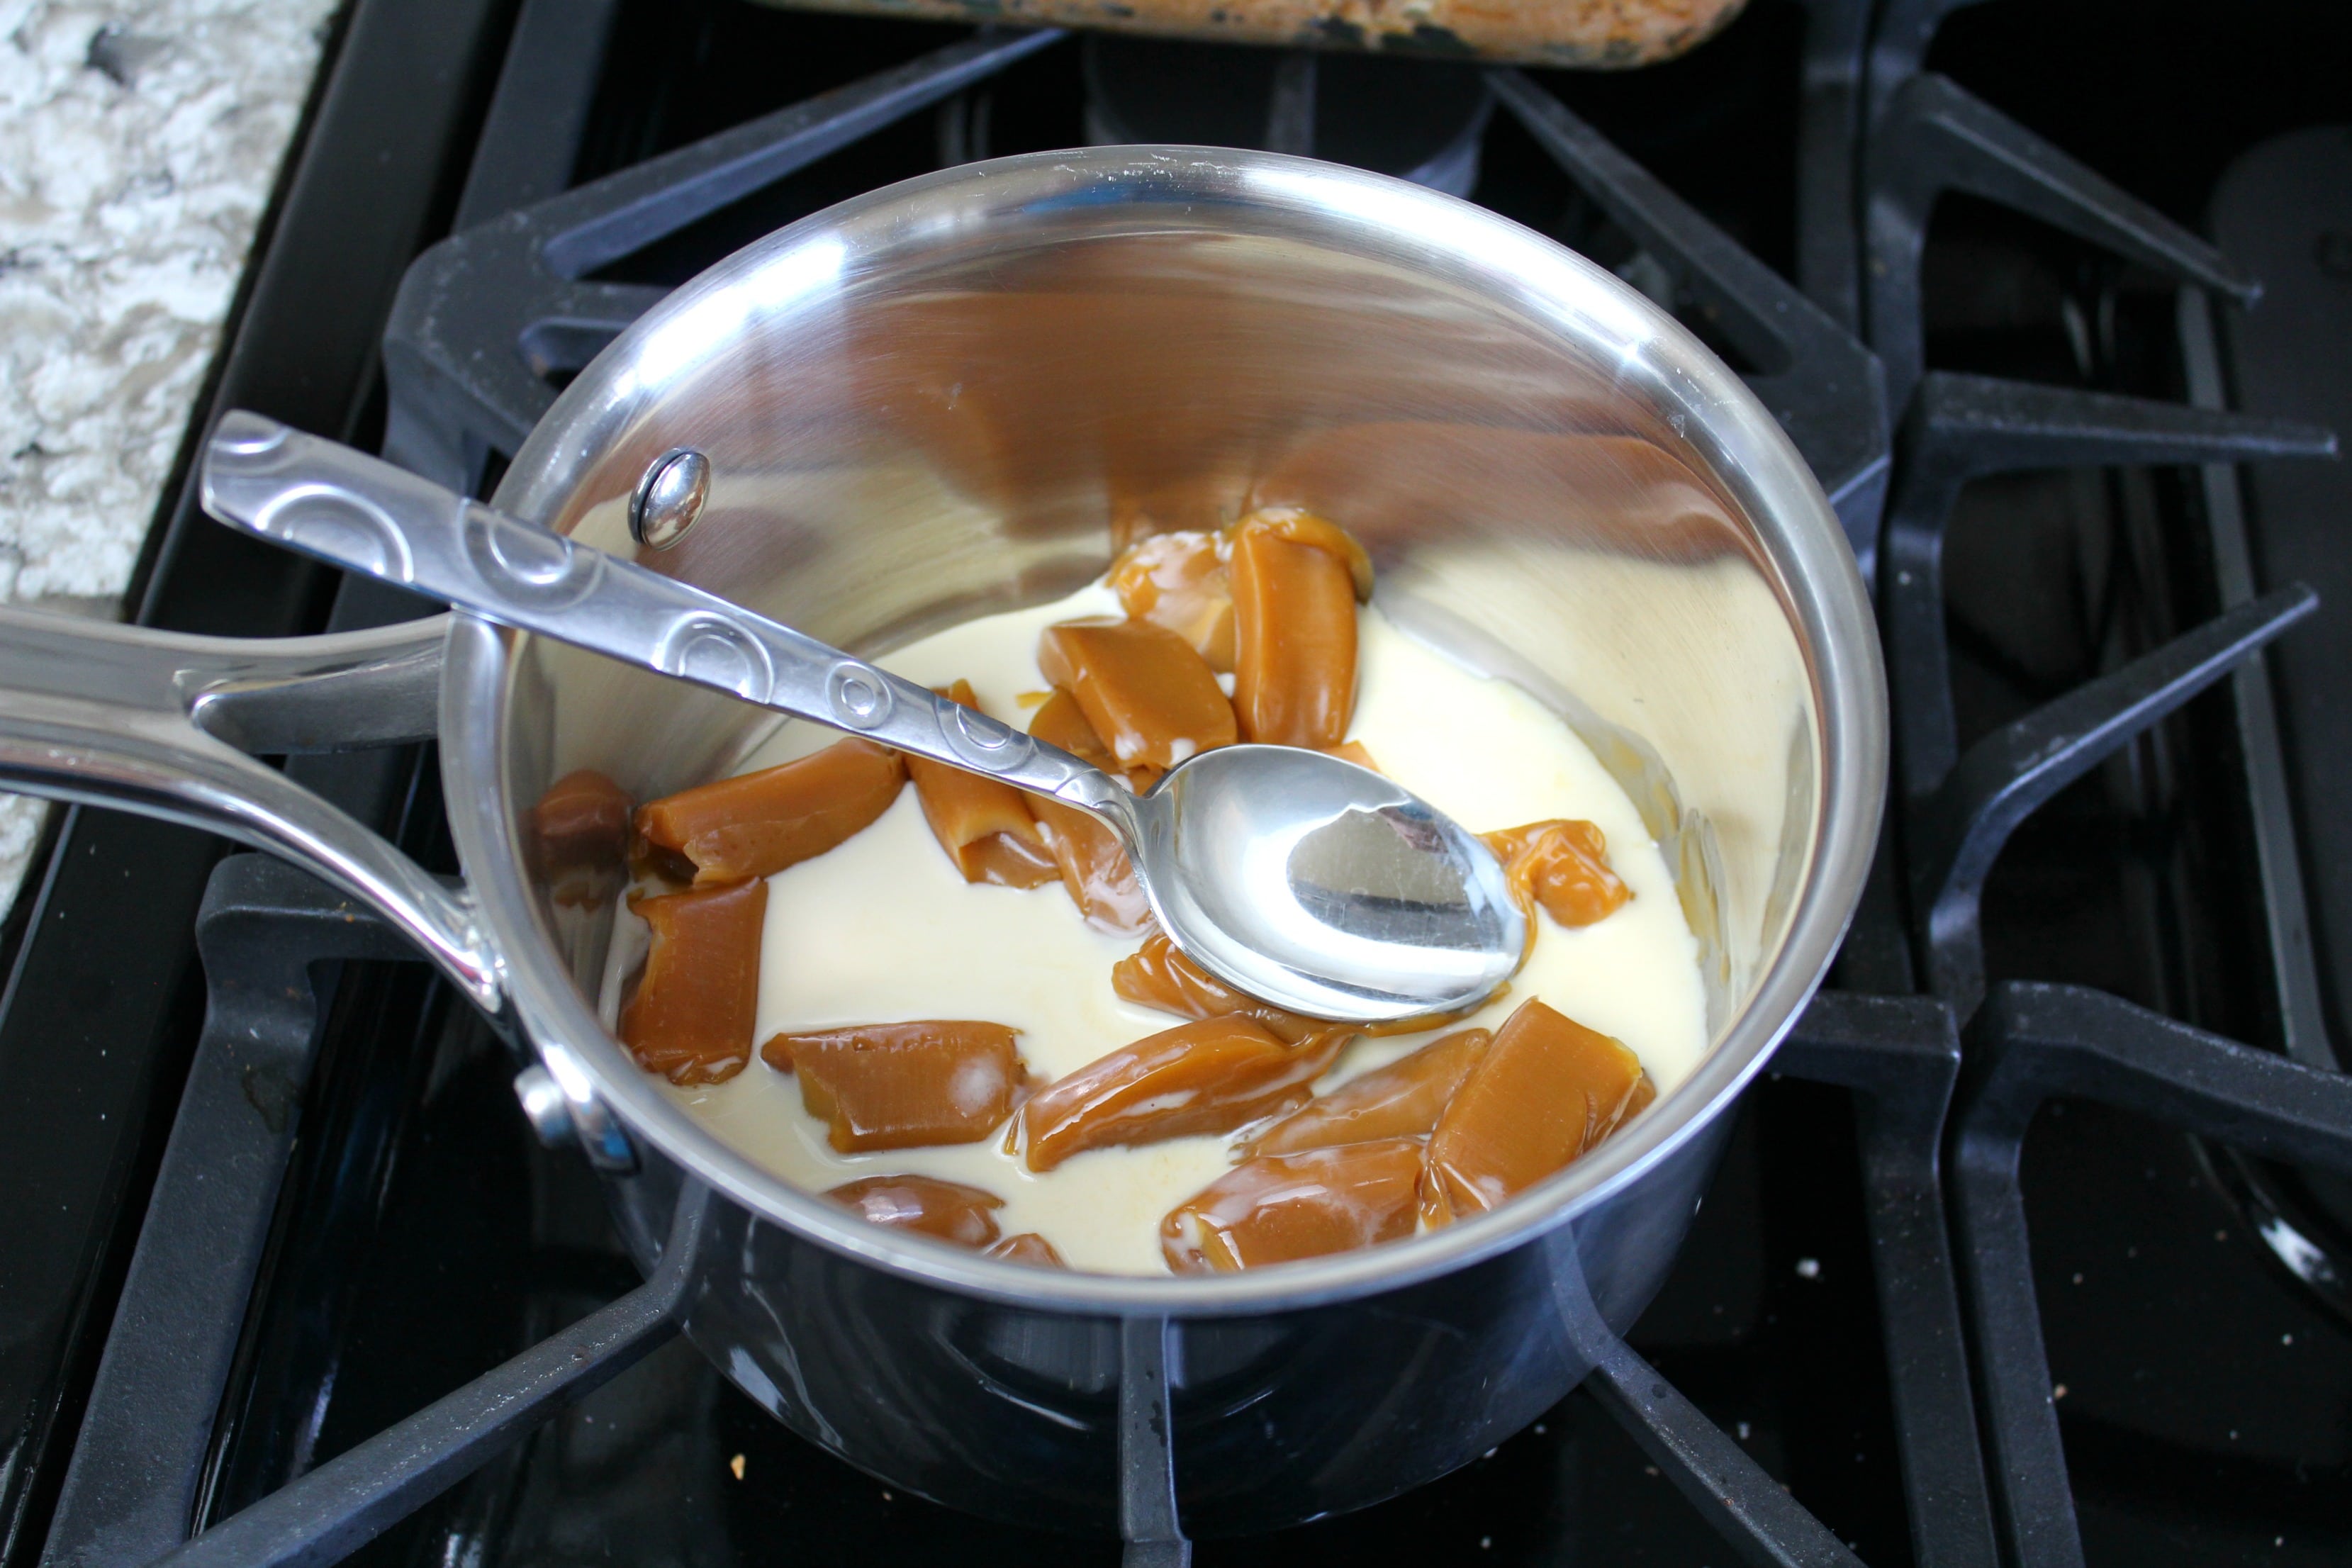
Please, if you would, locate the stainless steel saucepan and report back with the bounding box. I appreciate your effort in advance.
[0,147,1883,1538]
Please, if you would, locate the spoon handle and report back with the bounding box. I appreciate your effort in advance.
[199,412,1133,820]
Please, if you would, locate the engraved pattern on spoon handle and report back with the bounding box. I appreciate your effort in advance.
[198,413,1128,812]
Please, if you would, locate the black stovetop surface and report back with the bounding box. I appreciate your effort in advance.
[6,1,2351,1564]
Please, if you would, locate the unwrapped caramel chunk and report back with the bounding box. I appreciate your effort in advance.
[1109,530,1236,671]
[1029,685,1121,773]
[1422,999,1650,1226]
[534,769,632,873]
[1021,1016,1347,1172]
[1037,617,1236,772]
[533,768,633,907]
[1112,930,1322,1043]
[1231,509,1366,749]
[620,878,768,1085]
[1111,930,1466,1042]
[1238,508,1374,599]
[1162,1138,1425,1272]
[761,1020,1024,1152]
[825,1174,1003,1248]
[1247,1027,1491,1156]
[1027,690,1152,933]
[906,681,1058,888]
[985,1231,1068,1267]
[636,739,905,885]
[1481,819,1631,930]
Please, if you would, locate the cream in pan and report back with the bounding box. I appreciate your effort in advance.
[637,579,1709,1276]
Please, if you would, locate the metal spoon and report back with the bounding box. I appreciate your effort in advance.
[198,411,1524,1022]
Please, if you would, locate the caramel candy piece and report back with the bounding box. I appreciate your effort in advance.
[1027,690,1152,932]
[1162,1138,1425,1273]
[1422,999,1648,1226]
[1319,741,1382,773]
[1247,1027,1491,1156]
[1030,683,1158,792]
[825,1174,1003,1248]
[636,739,905,885]
[1481,819,1631,929]
[1113,929,1468,1042]
[533,768,633,907]
[620,878,768,1085]
[1021,1016,1347,1172]
[985,1231,1068,1267]
[1230,510,1362,749]
[1036,617,1237,772]
[1237,507,1374,599]
[761,1021,1024,1153]
[533,769,632,873]
[1112,930,1322,1043]
[905,681,1059,889]
[1109,530,1236,671]
[1029,685,1119,772]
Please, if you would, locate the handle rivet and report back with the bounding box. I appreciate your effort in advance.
[513,1065,575,1148]
[629,448,710,549]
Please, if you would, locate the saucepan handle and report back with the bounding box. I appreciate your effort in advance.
[197,410,1133,824]
[0,605,505,1014]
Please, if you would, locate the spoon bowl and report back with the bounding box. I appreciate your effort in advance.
[1127,744,1523,1017]
[198,411,1525,1023]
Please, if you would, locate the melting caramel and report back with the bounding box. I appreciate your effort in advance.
[761,1020,1024,1153]
[620,878,768,1085]
[1422,999,1650,1226]
[824,1173,1003,1248]
[1021,1015,1347,1172]
[1026,689,1152,933]
[905,681,1059,889]
[984,1231,1068,1267]
[1481,819,1631,930]
[1109,530,1236,671]
[1111,929,1468,1044]
[1230,510,1362,748]
[1036,617,1237,772]
[1246,1027,1491,1156]
[1161,1138,1425,1272]
[637,739,905,885]
[1111,930,1322,1043]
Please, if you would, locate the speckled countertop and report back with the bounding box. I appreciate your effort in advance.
[0,0,334,914]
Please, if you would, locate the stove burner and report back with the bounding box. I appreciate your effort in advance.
[17,1,2352,1565]
[1080,37,1491,196]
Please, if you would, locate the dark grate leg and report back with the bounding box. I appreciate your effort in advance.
[1951,983,2352,1568]
[1487,69,1893,570]
[1908,585,2317,1010]
[381,27,1066,486]
[40,858,429,1568]
[1553,1238,1864,1567]
[1861,71,2257,415]
[1879,371,2336,810]
[1789,0,1871,332]
[150,1183,707,1568]
[1119,1316,1191,1567]
[1780,991,1998,1568]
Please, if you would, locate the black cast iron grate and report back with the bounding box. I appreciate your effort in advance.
[33,1,2348,1566]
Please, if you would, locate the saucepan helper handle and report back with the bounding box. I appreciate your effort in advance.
[0,604,502,1014]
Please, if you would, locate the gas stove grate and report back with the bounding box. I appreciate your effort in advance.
[32,2,2349,1566]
